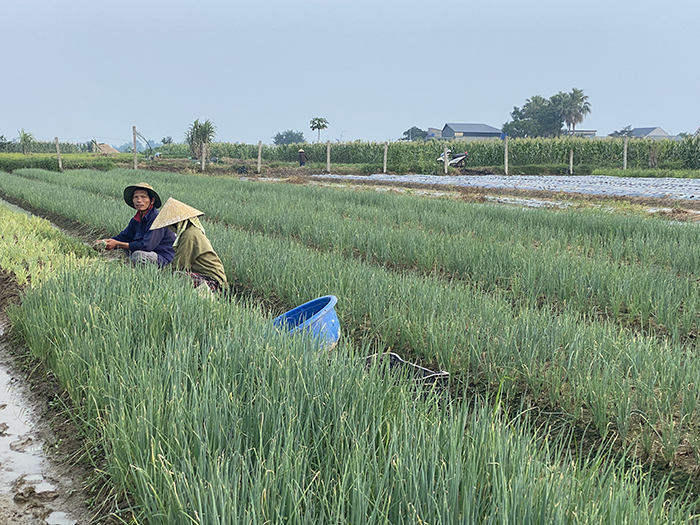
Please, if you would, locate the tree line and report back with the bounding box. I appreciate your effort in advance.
[401,88,592,141]
[502,88,591,138]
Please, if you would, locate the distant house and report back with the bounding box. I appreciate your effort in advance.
[571,129,597,138]
[427,127,442,139]
[630,127,670,140]
[441,123,502,141]
[96,143,119,154]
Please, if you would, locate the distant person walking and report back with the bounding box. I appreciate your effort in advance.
[298,149,307,167]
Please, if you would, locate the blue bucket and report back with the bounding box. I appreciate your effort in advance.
[273,295,340,348]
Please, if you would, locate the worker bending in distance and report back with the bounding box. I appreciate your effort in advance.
[149,198,228,294]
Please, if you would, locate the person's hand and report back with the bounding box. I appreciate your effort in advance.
[104,239,122,251]
[93,239,108,252]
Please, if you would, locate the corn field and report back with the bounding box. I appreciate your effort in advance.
[153,136,700,172]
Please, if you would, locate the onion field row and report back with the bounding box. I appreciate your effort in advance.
[1,170,700,467]
[13,168,700,272]
[7,168,700,343]
[2,205,691,523]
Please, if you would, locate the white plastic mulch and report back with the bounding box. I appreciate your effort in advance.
[313,174,700,201]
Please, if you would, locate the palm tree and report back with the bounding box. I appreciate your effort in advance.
[559,88,591,135]
[523,95,548,114]
[570,88,591,135]
[184,119,216,159]
[17,129,35,155]
[549,91,571,133]
[310,117,329,143]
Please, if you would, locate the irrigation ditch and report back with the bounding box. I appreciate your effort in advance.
[0,199,128,524]
[0,270,93,525]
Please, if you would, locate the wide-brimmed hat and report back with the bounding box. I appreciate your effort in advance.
[298,149,304,152]
[124,183,162,208]
[150,198,204,230]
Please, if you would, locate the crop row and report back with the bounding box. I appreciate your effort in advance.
[2,171,700,463]
[8,168,700,342]
[13,167,700,275]
[2,205,689,523]
[0,153,121,173]
[0,205,94,284]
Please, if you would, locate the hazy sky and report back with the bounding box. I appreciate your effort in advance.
[2,0,698,146]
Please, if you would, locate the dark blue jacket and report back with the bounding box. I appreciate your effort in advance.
[113,206,176,266]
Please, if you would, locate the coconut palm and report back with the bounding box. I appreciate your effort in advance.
[523,95,548,113]
[310,117,329,143]
[17,129,35,155]
[548,91,571,133]
[559,88,591,135]
[185,119,216,159]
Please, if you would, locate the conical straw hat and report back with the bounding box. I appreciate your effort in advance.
[150,198,204,230]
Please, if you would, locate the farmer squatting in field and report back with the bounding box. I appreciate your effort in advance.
[93,182,176,266]
[149,197,228,294]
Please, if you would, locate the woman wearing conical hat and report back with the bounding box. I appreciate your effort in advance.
[94,183,176,266]
[150,198,228,293]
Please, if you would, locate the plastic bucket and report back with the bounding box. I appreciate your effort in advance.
[273,295,340,348]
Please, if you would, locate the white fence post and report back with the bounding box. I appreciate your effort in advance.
[443,145,448,175]
[569,149,574,174]
[504,135,509,175]
[54,137,63,172]
[133,126,138,169]
[383,142,388,174]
